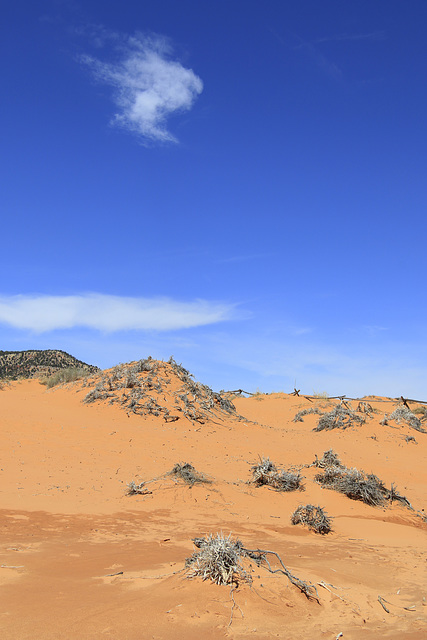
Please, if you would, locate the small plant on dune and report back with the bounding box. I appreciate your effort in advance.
[250,457,304,492]
[126,480,151,495]
[314,404,365,432]
[404,435,417,444]
[291,504,333,534]
[168,462,212,486]
[292,407,324,422]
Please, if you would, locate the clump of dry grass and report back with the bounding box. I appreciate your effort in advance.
[315,468,387,506]
[250,457,304,492]
[186,534,249,585]
[291,504,333,534]
[314,405,365,432]
[292,407,323,422]
[168,462,212,486]
[41,367,91,388]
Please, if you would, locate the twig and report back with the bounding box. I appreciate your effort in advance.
[228,585,244,627]
[378,595,390,613]
[121,568,185,580]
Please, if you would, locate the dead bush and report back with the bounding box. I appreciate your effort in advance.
[168,462,212,486]
[291,504,333,534]
[186,534,250,585]
[313,449,343,469]
[126,481,151,495]
[250,457,304,492]
[315,467,387,506]
[186,534,318,600]
[314,405,365,432]
[293,407,323,422]
[389,405,426,434]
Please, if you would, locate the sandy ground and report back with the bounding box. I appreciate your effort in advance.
[0,375,426,639]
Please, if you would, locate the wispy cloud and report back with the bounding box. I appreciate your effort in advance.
[295,39,342,80]
[314,31,386,44]
[0,294,234,333]
[81,33,203,143]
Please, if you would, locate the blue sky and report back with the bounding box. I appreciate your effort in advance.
[1,1,426,397]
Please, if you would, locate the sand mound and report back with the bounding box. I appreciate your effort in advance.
[80,356,244,425]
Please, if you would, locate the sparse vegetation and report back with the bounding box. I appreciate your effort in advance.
[0,349,98,380]
[291,504,333,534]
[250,457,304,492]
[82,356,245,425]
[314,404,365,432]
[41,367,92,388]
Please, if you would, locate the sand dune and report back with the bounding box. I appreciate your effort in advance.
[0,362,426,638]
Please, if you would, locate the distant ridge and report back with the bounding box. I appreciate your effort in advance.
[0,350,100,380]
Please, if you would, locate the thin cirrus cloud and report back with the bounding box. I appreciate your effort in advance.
[81,33,203,143]
[0,294,235,333]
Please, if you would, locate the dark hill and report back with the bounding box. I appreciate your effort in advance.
[0,350,99,380]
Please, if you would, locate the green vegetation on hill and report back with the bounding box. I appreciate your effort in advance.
[0,349,99,380]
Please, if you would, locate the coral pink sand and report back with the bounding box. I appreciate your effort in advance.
[1,379,426,639]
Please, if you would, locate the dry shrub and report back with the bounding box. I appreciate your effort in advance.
[316,467,392,506]
[186,534,318,600]
[168,462,211,486]
[313,449,343,469]
[126,481,147,495]
[314,405,365,432]
[250,457,304,492]
[291,504,333,534]
[292,407,323,422]
[42,367,91,388]
[388,405,426,434]
[186,534,250,585]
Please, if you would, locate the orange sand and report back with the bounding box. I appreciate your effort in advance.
[0,379,426,639]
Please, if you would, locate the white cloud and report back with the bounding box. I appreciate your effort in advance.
[0,294,234,333]
[82,33,203,142]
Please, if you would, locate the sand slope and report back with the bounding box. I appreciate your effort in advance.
[0,373,426,639]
